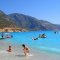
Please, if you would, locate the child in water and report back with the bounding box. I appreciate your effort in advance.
[22,44,29,56]
[7,46,12,52]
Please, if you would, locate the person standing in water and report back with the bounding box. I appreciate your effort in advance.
[22,44,29,56]
[2,32,4,38]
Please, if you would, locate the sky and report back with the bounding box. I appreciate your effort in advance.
[0,0,60,24]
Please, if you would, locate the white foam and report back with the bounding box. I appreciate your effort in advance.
[0,50,8,53]
[28,54,34,56]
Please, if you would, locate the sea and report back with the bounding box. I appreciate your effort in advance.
[0,31,60,54]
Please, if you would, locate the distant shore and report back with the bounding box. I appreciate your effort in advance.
[0,28,28,32]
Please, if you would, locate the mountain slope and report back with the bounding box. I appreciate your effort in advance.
[0,11,17,29]
[9,13,60,31]
[0,10,60,31]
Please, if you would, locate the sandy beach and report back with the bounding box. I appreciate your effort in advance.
[0,40,60,60]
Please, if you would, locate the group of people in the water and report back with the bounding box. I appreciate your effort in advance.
[1,32,13,39]
[7,44,29,56]
[32,31,59,40]
[32,33,47,40]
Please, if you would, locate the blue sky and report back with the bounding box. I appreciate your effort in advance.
[0,0,60,24]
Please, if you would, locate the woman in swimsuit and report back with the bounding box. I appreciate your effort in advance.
[22,44,29,56]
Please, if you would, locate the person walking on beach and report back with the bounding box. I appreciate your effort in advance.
[22,44,29,56]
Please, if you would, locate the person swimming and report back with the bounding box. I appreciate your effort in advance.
[32,37,38,40]
[40,34,46,38]
[6,34,13,38]
[22,44,29,56]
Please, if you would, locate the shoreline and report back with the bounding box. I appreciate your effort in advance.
[0,40,60,60]
[0,28,28,32]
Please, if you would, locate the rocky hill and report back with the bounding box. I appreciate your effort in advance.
[9,13,60,31]
[0,10,60,31]
[0,10,17,29]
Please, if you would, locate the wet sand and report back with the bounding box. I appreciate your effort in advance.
[0,40,60,60]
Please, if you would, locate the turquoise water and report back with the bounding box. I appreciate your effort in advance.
[0,31,60,53]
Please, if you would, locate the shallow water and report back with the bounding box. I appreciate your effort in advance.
[0,31,60,53]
